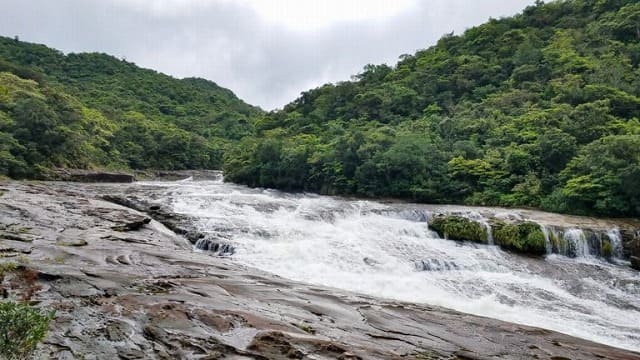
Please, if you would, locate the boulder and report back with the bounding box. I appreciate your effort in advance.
[631,256,640,271]
[102,195,189,234]
[71,172,134,183]
[134,170,222,181]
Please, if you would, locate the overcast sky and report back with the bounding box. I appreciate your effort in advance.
[1,0,534,110]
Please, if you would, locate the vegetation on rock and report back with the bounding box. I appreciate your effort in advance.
[493,222,547,255]
[601,239,613,259]
[0,263,54,360]
[429,216,488,243]
[0,301,54,360]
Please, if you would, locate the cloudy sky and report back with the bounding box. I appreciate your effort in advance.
[1,0,534,109]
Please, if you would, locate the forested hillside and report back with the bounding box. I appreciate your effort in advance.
[1,0,639,218]
[224,0,640,217]
[0,36,261,178]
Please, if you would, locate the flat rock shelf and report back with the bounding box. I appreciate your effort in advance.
[0,181,639,359]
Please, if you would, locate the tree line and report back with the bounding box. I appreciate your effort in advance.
[223,0,640,217]
[1,0,639,217]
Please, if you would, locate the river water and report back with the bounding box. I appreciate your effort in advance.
[140,178,640,352]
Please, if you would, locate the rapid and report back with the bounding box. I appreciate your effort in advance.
[140,177,640,352]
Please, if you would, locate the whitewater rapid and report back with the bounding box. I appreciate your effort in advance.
[141,179,640,352]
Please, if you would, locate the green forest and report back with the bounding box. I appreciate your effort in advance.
[1,0,640,217]
[0,37,260,177]
[224,0,640,217]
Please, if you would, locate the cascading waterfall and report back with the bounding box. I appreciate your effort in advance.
[540,226,554,254]
[141,180,640,352]
[474,215,495,245]
[538,226,624,260]
[606,229,623,259]
[563,228,591,257]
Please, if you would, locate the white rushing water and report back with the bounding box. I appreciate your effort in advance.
[143,179,640,352]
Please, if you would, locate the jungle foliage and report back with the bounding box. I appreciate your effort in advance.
[223,0,640,217]
[0,37,260,178]
[1,0,639,217]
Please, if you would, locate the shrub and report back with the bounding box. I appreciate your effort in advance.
[0,301,54,360]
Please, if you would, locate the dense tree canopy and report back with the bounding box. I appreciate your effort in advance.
[1,0,639,217]
[223,0,640,217]
[0,37,260,178]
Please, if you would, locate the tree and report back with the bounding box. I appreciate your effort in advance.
[556,135,640,215]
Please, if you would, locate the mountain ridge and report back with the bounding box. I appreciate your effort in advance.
[1,0,640,219]
[223,0,640,217]
[0,35,261,177]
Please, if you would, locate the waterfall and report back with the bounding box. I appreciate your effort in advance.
[538,225,628,260]
[160,179,640,352]
[606,228,623,259]
[562,229,590,257]
[481,220,495,245]
[541,226,553,254]
[458,212,495,245]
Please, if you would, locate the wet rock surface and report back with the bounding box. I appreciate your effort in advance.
[422,209,640,264]
[134,169,223,182]
[0,181,639,359]
[48,169,136,183]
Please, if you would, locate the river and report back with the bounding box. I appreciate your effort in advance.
[137,177,640,352]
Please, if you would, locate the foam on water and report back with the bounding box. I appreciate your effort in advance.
[150,180,640,352]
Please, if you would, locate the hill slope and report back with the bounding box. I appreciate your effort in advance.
[223,0,640,217]
[0,36,261,177]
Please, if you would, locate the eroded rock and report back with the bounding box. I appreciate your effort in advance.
[50,169,135,183]
[111,216,151,232]
[56,236,88,247]
[0,182,637,360]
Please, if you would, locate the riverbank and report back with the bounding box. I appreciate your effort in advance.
[0,181,639,359]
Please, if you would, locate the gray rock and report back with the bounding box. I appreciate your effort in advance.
[0,182,635,360]
[56,236,88,247]
[50,169,135,183]
[0,240,33,253]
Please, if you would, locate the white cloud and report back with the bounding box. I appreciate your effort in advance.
[241,0,417,30]
[107,0,417,29]
[107,0,213,17]
[0,0,535,109]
